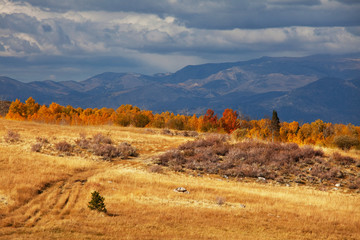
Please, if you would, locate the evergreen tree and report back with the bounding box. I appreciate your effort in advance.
[271,110,280,142]
[88,191,107,213]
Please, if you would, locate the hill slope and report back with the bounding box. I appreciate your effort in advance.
[0,119,359,239]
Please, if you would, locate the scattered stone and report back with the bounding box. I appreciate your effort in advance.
[239,204,246,208]
[257,177,266,182]
[286,183,291,187]
[335,183,341,187]
[174,187,189,194]
[223,175,229,179]
[333,187,339,191]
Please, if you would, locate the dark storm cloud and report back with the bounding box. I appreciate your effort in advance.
[269,0,322,6]
[181,10,360,29]
[11,0,169,13]
[179,0,360,29]
[42,24,52,32]
[11,0,360,29]
[335,0,360,5]
[0,13,39,34]
[1,0,359,82]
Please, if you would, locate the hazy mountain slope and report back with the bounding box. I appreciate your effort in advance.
[270,77,360,124]
[0,76,48,101]
[78,72,156,93]
[0,54,359,123]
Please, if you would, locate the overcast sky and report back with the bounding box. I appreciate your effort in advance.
[1,0,360,82]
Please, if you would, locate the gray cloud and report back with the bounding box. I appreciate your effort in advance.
[0,55,145,82]
[42,24,52,32]
[346,27,360,36]
[0,35,41,54]
[335,0,360,5]
[269,0,322,6]
[0,0,359,82]
[10,0,360,29]
[0,13,39,34]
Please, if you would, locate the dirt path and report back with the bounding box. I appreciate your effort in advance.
[1,171,90,228]
[0,152,156,229]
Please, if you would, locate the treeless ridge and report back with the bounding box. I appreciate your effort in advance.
[0,118,359,239]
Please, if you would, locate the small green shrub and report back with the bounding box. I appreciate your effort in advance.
[88,191,107,213]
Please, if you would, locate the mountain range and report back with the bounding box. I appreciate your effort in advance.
[1,54,360,124]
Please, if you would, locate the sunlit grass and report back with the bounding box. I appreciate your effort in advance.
[0,118,359,239]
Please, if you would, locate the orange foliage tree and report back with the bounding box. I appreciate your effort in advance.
[6,99,26,121]
[5,98,360,150]
[220,109,239,133]
[199,109,218,132]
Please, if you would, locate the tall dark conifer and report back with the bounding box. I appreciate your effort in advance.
[271,110,280,142]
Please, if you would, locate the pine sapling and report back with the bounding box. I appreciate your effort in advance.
[88,191,107,213]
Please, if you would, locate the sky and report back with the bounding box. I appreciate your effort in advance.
[0,0,360,82]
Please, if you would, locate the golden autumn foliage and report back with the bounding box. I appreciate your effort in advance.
[5,97,360,150]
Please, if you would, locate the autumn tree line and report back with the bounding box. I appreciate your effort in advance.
[5,97,360,150]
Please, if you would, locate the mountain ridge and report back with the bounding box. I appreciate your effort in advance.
[1,53,360,124]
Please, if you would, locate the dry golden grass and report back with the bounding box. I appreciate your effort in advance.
[0,118,359,239]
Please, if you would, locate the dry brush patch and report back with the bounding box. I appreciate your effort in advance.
[155,134,360,192]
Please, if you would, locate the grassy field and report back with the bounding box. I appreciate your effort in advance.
[0,118,359,239]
